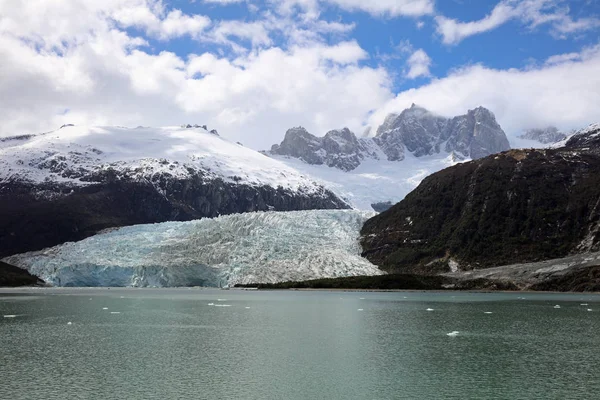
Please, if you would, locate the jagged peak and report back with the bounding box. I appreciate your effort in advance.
[324,127,357,142]
[467,106,496,119]
[283,126,315,140]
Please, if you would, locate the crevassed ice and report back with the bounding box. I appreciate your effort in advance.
[3,210,383,287]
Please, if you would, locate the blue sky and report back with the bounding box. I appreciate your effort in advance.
[149,0,600,92]
[0,0,599,148]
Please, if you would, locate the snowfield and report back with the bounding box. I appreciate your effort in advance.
[0,125,328,195]
[270,150,465,210]
[3,210,383,287]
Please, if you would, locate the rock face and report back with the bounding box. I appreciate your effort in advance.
[0,261,43,287]
[269,105,511,171]
[270,127,379,171]
[519,127,567,144]
[360,123,600,274]
[0,125,348,258]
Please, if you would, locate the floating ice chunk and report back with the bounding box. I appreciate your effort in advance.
[447,331,459,337]
[554,305,561,309]
[110,312,121,314]
[426,308,434,311]
[3,315,17,318]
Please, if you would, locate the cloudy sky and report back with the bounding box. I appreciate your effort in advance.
[0,0,599,149]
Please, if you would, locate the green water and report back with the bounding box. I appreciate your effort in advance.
[1,288,599,400]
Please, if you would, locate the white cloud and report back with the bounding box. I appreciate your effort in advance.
[436,0,600,45]
[203,0,244,3]
[153,10,211,39]
[435,3,515,45]
[211,20,273,49]
[405,49,432,79]
[0,2,391,149]
[369,44,600,140]
[323,0,434,17]
[267,0,433,19]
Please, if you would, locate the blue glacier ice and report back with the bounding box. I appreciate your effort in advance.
[3,210,383,287]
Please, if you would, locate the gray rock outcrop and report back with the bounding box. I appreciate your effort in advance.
[518,126,567,144]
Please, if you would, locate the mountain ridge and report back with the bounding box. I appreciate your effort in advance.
[360,123,600,274]
[269,104,511,171]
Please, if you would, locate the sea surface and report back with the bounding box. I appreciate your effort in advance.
[1,288,599,400]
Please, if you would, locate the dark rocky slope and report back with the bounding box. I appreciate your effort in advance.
[0,176,346,259]
[361,124,600,274]
[0,261,43,287]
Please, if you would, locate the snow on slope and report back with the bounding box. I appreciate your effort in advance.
[270,149,465,210]
[0,125,326,194]
[3,210,382,287]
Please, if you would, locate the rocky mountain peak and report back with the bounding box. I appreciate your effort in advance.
[268,105,511,171]
[270,126,375,171]
[565,123,600,151]
[519,126,567,144]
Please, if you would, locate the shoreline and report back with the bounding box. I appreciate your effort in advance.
[1,286,599,295]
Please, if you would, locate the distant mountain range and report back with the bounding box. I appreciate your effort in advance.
[269,104,511,171]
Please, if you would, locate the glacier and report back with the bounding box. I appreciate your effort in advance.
[3,210,383,287]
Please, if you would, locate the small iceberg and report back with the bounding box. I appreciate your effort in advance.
[426,308,434,311]
[554,305,561,309]
[447,331,459,337]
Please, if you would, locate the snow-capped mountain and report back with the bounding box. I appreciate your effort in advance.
[267,105,510,210]
[0,124,334,191]
[0,125,348,258]
[3,210,382,287]
[518,126,567,144]
[270,105,510,170]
